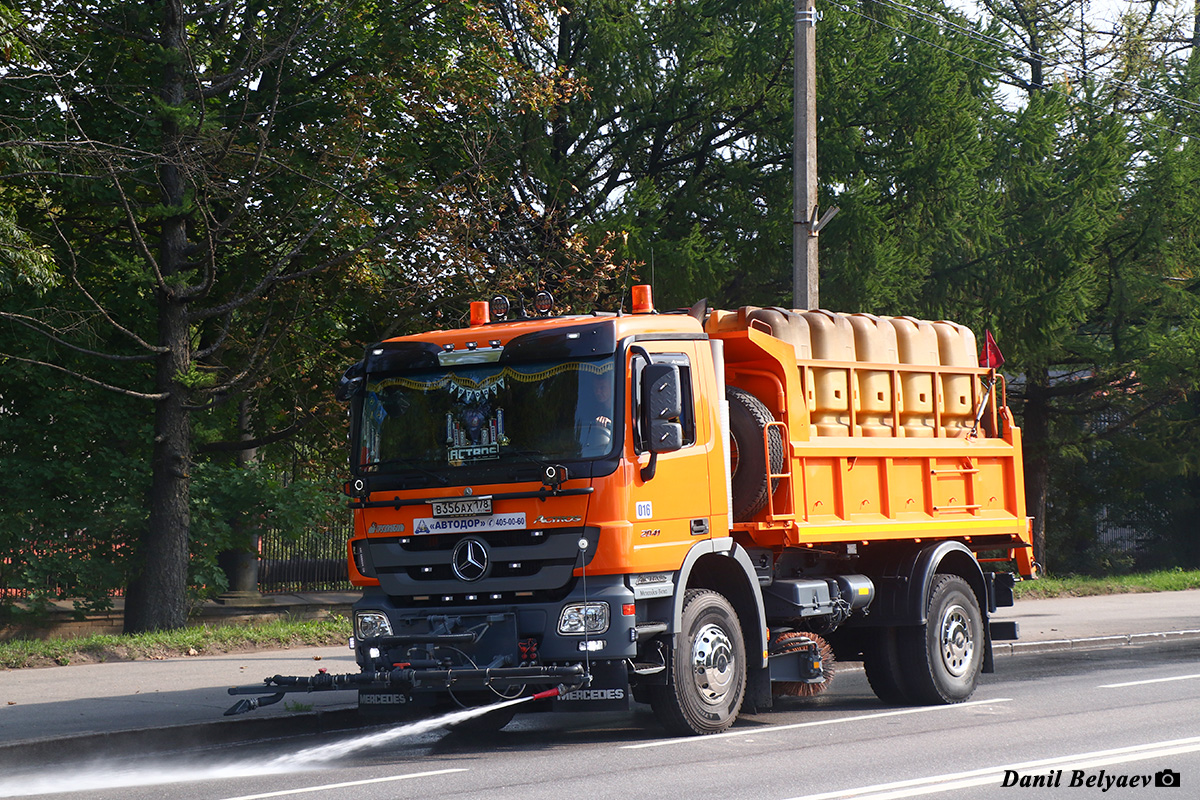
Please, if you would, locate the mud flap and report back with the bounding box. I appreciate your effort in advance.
[551,661,630,712]
[358,689,412,715]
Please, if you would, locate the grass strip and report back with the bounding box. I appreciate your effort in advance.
[0,615,349,669]
[1013,569,1200,599]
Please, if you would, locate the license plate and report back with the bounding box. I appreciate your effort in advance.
[431,497,492,518]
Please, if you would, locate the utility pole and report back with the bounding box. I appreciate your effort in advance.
[793,1,837,310]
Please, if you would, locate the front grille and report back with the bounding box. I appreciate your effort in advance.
[368,526,598,598]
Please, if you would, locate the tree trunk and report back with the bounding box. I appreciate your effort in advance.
[125,303,192,631]
[1021,366,1051,571]
[124,0,193,632]
[219,399,263,597]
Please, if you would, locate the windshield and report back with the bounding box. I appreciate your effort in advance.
[357,357,617,473]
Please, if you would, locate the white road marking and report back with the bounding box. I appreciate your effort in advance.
[780,737,1200,800]
[216,768,469,800]
[619,698,1013,750]
[1099,672,1200,689]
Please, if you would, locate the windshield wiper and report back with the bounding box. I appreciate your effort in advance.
[502,449,555,472]
[360,459,451,485]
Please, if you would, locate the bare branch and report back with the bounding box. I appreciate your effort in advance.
[0,352,166,400]
[194,411,318,454]
[0,311,158,362]
[40,211,171,354]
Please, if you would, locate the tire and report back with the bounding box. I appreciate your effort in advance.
[727,387,784,521]
[897,575,984,704]
[651,589,747,735]
[862,626,913,705]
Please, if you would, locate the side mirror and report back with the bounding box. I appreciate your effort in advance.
[649,420,683,452]
[335,361,365,402]
[641,363,683,456]
[642,363,684,454]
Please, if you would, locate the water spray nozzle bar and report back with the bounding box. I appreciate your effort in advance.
[224,663,587,716]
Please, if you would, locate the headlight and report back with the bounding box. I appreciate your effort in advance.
[558,602,609,635]
[355,611,393,639]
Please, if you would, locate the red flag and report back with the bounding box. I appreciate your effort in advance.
[980,330,1005,369]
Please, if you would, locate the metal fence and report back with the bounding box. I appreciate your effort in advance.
[258,518,353,593]
[1,523,354,600]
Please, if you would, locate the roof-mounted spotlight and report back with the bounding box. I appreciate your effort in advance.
[490,295,511,320]
[533,290,555,315]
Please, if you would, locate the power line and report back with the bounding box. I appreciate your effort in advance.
[870,0,1022,56]
[863,0,1200,116]
[829,0,1200,135]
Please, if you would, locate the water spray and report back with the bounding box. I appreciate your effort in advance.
[0,688,582,798]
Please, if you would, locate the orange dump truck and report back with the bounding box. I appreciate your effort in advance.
[228,288,1034,735]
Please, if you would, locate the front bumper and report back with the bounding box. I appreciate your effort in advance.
[353,574,639,670]
[227,576,640,717]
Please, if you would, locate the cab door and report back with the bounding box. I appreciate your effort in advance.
[627,342,715,573]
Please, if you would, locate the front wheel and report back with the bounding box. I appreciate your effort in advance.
[651,589,747,735]
[897,574,984,704]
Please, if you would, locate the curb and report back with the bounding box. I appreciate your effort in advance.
[995,629,1200,656]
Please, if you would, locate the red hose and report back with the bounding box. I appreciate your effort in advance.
[531,687,561,701]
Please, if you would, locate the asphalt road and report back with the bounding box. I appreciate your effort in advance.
[5,639,1197,800]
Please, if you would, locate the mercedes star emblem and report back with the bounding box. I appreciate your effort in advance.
[451,538,489,582]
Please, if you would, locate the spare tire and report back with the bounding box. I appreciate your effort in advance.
[727,386,784,521]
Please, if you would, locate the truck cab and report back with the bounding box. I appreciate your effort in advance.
[338,298,761,731]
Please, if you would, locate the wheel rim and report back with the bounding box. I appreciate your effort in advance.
[939,603,974,678]
[691,623,737,705]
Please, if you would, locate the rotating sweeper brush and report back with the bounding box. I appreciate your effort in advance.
[770,631,835,698]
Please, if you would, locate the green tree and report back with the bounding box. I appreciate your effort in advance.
[1062,0,1200,571]
[469,0,804,310]
[0,0,533,630]
[812,1,1010,314]
[0,4,56,294]
[0,363,149,620]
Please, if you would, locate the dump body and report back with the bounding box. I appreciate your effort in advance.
[706,306,1033,576]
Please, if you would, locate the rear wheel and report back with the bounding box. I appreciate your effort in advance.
[897,574,984,704]
[651,589,746,735]
[862,626,912,705]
